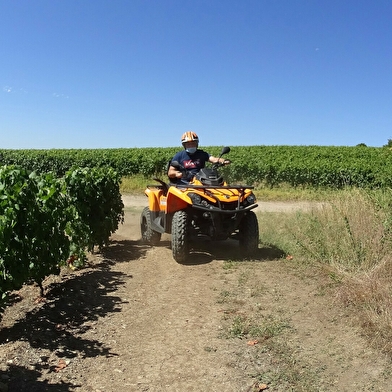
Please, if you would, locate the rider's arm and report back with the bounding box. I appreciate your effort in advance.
[168,165,183,179]
[209,156,231,165]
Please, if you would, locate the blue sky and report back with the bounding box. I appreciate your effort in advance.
[1,0,391,149]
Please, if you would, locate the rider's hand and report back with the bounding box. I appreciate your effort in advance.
[175,171,183,178]
[223,159,231,165]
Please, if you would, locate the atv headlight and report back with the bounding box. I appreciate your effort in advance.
[245,194,256,205]
[188,192,202,205]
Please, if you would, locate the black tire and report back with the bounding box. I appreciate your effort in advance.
[238,211,259,257]
[171,210,189,263]
[140,207,161,245]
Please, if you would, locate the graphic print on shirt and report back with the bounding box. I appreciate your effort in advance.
[183,159,201,169]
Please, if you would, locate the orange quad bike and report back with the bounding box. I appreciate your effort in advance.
[140,146,259,263]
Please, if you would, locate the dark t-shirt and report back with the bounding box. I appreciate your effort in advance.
[171,149,210,184]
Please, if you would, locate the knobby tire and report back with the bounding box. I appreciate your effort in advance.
[140,207,161,245]
[171,210,189,263]
[239,211,259,257]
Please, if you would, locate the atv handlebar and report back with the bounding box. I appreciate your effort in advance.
[213,159,231,169]
[170,160,191,180]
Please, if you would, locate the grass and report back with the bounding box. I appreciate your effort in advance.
[120,174,153,194]
[257,187,392,358]
[227,313,291,340]
[253,184,338,202]
[250,340,326,392]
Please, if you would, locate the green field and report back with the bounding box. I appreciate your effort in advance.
[2,145,392,189]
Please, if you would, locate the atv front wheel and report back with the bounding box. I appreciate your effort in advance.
[140,207,161,245]
[171,210,189,263]
[238,211,259,257]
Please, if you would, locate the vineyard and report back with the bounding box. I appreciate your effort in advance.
[0,165,124,306]
[1,145,392,188]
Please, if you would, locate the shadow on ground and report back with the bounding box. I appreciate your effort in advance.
[0,365,79,392]
[101,239,150,262]
[0,240,145,391]
[174,239,286,265]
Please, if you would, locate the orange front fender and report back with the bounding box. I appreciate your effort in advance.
[165,187,191,214]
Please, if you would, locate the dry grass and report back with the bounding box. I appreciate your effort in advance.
[258,188,392,357]
[338,260,392,355]
[293,189,391,271]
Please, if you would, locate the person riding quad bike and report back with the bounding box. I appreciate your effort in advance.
[168,131,231,184]
[141,131,259,263]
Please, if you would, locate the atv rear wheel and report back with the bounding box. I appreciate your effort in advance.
[171,210,189,263]
[239,211,259,257]
[140,207,162,245]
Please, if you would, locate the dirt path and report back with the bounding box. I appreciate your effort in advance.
[0,196,391,391]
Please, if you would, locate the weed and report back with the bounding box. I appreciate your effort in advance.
[217,290,232,304]
[228,315,249,338]
[222,260,238,270]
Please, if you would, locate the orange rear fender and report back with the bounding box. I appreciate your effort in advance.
[144,188,162,212]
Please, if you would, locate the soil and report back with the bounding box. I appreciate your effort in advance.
[0,195,391,391]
